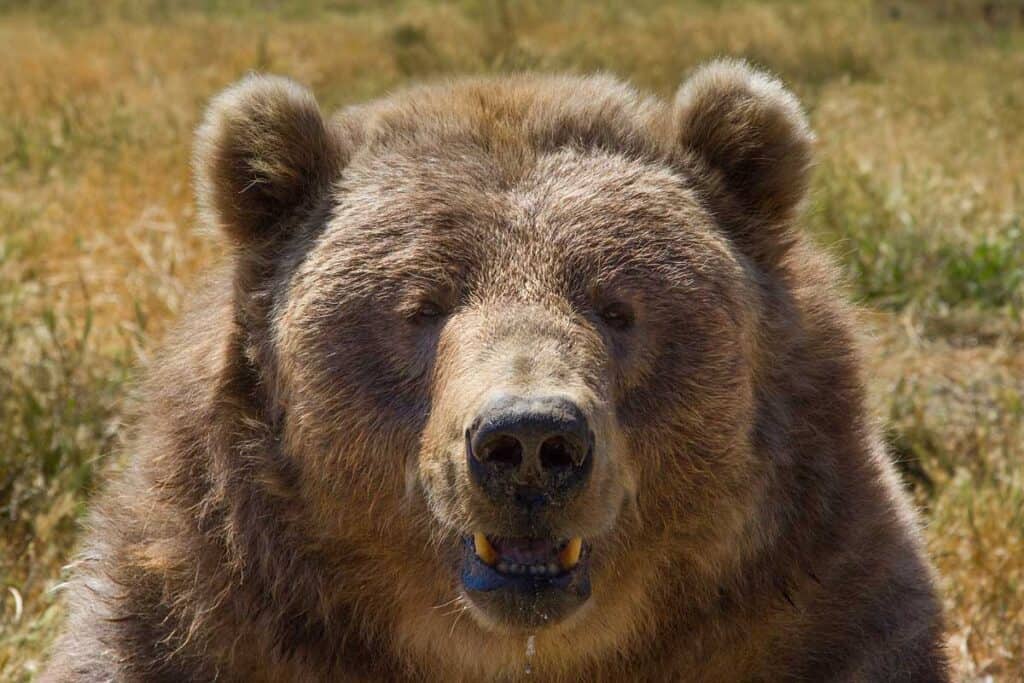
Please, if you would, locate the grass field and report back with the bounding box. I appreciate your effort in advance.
[1,0,1022,679]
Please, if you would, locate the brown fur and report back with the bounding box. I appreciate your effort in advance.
[43,61,948,681]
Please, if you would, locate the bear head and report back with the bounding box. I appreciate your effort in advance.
[193,60,814,669]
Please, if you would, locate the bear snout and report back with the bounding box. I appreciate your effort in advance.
[466,393,594,510]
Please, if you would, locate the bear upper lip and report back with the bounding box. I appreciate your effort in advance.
[473,533,583,576]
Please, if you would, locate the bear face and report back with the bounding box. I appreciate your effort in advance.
[281,146,761,631]
[194,63,813,644]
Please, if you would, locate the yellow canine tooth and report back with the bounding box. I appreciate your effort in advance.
[559,537,583,569]
[473,533,498,566]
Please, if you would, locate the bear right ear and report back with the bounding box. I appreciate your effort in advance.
[672,60,815,268]
[194,75,344,246]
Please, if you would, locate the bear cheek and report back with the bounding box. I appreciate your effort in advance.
[410,336,484,527]
[414,421,473,529]
[272,308,433,491]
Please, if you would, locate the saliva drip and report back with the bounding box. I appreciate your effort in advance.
[524,634,537,675]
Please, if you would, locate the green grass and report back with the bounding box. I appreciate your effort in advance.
[811,164,1024,315]
[1,1,1022,679]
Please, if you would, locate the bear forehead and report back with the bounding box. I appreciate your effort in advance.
[286,151,738,336]
[326,146,718,277]
[337,73,673,181]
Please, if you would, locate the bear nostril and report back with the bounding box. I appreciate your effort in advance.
[539,436,576,470]
[480,435,523,467]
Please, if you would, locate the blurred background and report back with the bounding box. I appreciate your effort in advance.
[0,0,1021,680]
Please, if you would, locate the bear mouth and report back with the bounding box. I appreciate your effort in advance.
[473,534,582,577]
[459,534,592,628]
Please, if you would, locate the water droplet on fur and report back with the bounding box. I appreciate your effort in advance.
[524,634,536,675]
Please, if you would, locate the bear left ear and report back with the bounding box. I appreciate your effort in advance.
[194,74,345,247]
[673,59,815,267]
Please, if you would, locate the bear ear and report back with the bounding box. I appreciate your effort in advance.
[673,59,815,267]
[194,74,344,246]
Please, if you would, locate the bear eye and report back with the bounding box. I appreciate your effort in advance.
[409,301,447,325]
[598,302,634,331]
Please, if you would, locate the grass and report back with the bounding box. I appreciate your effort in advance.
[0,0,1022,679]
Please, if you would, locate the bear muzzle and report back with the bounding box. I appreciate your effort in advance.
[458,393,596,627]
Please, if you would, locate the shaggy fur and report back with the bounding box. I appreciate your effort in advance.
[43,61,948,681]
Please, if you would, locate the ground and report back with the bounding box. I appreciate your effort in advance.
[0,1,1021,680]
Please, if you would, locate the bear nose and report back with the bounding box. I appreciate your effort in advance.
[466,394,594,507]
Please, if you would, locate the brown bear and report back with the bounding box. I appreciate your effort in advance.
[43,61,948,681]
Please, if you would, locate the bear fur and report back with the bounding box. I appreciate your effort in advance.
[43,61,948,681]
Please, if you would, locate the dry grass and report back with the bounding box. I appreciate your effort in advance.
[1,1,1021,680]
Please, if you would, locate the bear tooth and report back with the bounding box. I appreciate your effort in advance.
[547,562,560,574]
[559,537,583,569]
[473,533,498,566]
